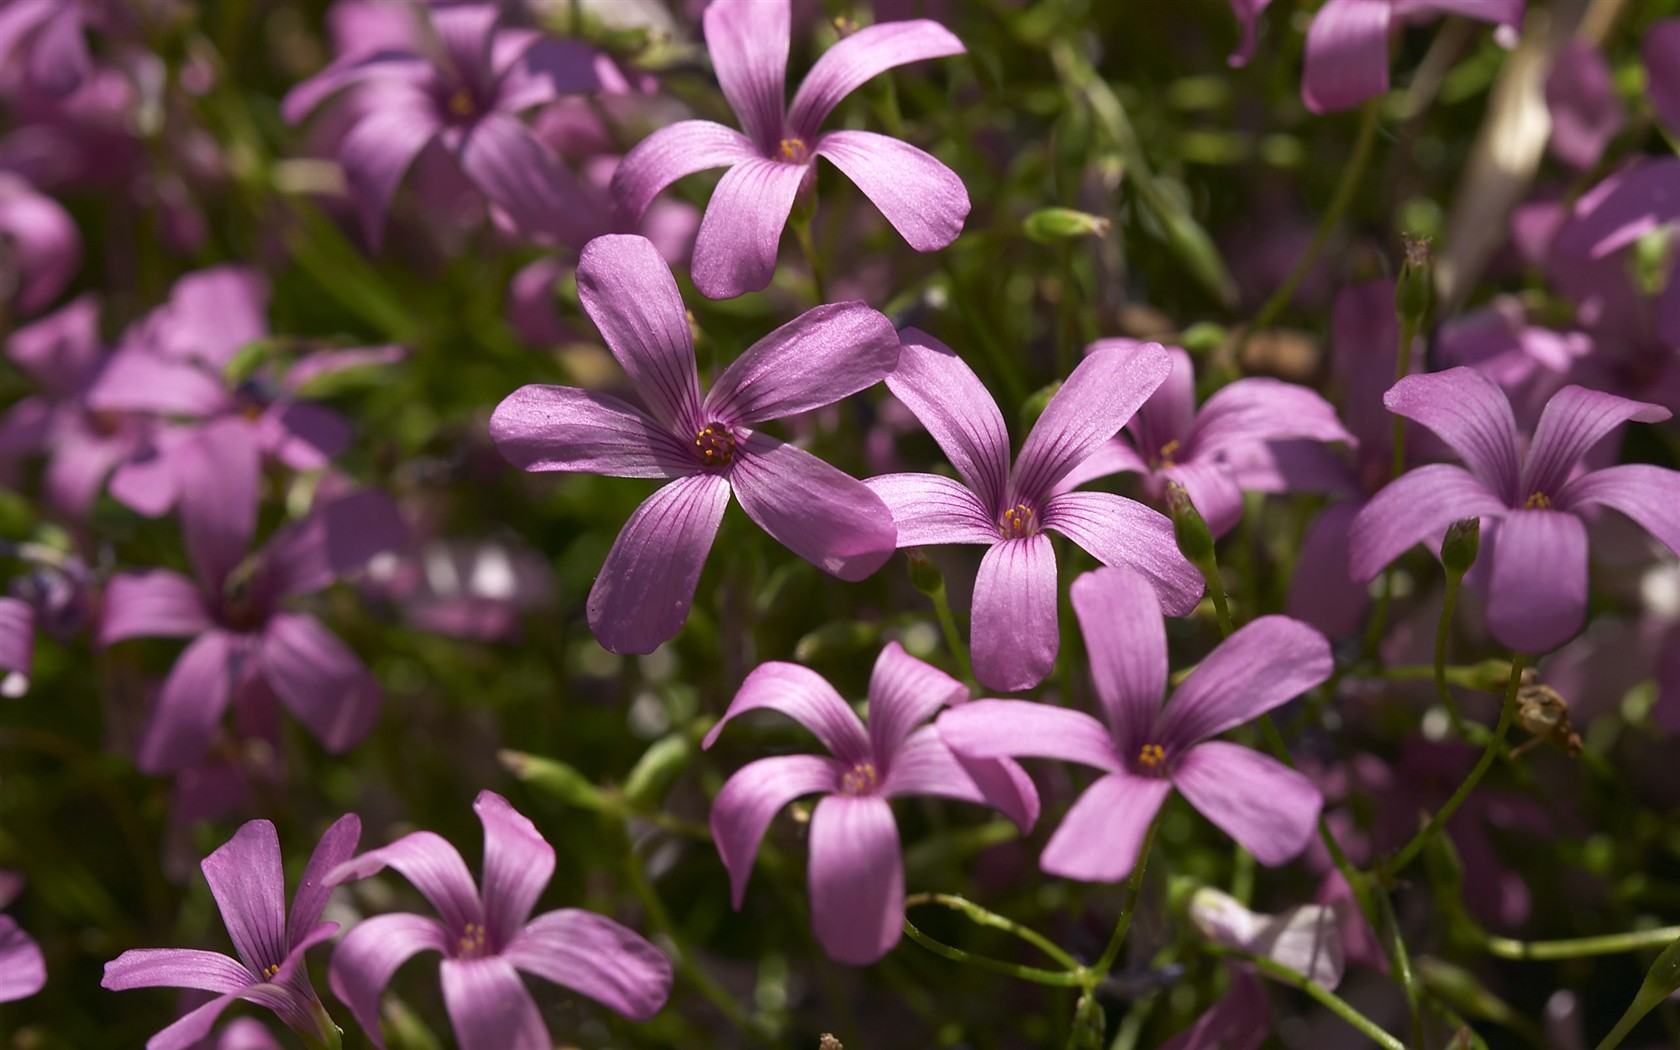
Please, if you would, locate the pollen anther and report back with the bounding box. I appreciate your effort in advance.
[1137,743,1166,770]
[779,137,809,163]
[447,87,475,119]
[695,423,736,466]
[1525,491,1552,509]
[457,921,488,957]
[1157,439,1181,468]
[261,963,281,979]
[999,503,1037,539]
[840,761,878,796]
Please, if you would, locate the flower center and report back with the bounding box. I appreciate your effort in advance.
[839,761,878,796]
[457,921,489,959]
[260,962,280,980]
[694,422,736,467]
[1137,743,1167,775]
[1153,439,1182,470]
[1524,491,1552,509]
[998,502,1039,539]
[447,87,476,120]
[778,137,809,163]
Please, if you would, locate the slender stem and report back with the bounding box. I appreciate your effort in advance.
[1093,808,1165,978]
[901,918,1087,987]
[1205,567,1235,639]
[1595,997,1655,1050]
[1213,948,1407,1050]
[1376,888,1429,1050]
[791,209,828,305]
[1361,565,1397,665]
[904,893,1082,972]
[1433,571,1472,739]
[1384,652,1527,880]
[928,580,974,683]
[1481,925,1680,961]
[1389,312,1421,483]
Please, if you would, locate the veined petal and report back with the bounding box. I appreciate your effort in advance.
[936,699,1123,773]
[886,330,1011,511]
[338,102,442,250]
[458,112,591,242]
[289,814,362,947]
[610,120,756,224]
[575,234,703,433]
[814,131,968,252]
[439,957,548,1050]
[1155,616,1333,748]
[472,791,555,948]
[327,913,451,1050]
[1173,742,1322,865]
[1560,464,1680,556]
[431,4,498,94]
[201,820,288,976]
[489,384,692,478]
[503,909,672,1021]
[1383,368,1521,500]
[710,754,842,908]
[788,20,964,135]
[258,613,382,753]
[102,947,253,993]
[1486,509,1588,653]
[326,832,483,934]
[1301,0,1392,114]
[867,641,967,766]
[808,794,903,965]
[178,418,260,592]
[99,570,211,645]
[0,916,44,1002]
[1054,437,1150,492]
[1519,385,1671,500]
[586,474,730,654]
[1012,340,1171,502]
[690,157,809,300]
[1346,464,1506,582]
[701,0,788,150]
[137,631,243,775]
[1188,377,1355,459]
[1042,491,1205,616]
[703,661,871,763]
[878,725,1039,833]
[729,431,896,581]
[1040,773,1174,882]
[1127,345,1198,460]
[865,473,998,546]
[1071,566,1169,753]
[971,535,1058,692]
[705,301,899,425]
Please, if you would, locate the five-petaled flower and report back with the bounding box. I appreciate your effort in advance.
[866,331,1204,692]
[1348,367,1680,653]
[706,642,1038,964]
[490,233,901,654]
[939,565,1330,881]
[611,0,970,299]
[325,791,672,1049]
[102,815,361,1050]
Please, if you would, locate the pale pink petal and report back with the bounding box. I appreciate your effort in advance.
[729,431,896,581]
[436,958,543,1048]
[971,535,1058,692]
[936,699,1124,773]
[472,791,556,948]
[1162,459,1247,539]
[327,913,451,1050]
[878,725,1039,833]
[814,131,968,252]
[808,794,903,965]
[1301,0,1393,114]
[710,754,842,908]
[1054,437,1150,492]
[288,814,362,946]
[137,631,243,775]
[458,112,591,242]
[488,384,693,478]
[0,597,30,696]
[867,641,967,764]
[100,570,211,645]
[1173,741,1322,865]
[1485,509,1588,653]
[788,20,964,135]
[886,329,1012,511]
[1227,0,1274,67]
[1070,566,1168,752]
[1346,464,1506,581]
[1188,377,1354,459]
[1519,385,1670,500]
[1383,367,1521,500]
[864,473,999,546]
[326,831,483,933]
[701,0,789,150]
[258,613,382,753]
[705,660,870,762]
[201,820,287,975]
[280,51,430,124]
[0,916,44,1002]
[610,120,756,225]
[690,157,810,300]
[102,947,252,992]
[177,419,260,591]
[338,102,442,250]
[502,909,672,1020]
[1559,463,1680,556]
[574,234,703,433]
[1155,616,1333,749]
[705,301,900,425]
[1041,491,1205,615]
[1012,340,1171,502]
[1040,773,1174,882]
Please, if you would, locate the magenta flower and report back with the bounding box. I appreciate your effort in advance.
[99,418,406,773]
[1545,40,1624,171]
[0,0,94,97]
[282,3,618,247]
[1348,367,1680,653]
[0,595,33,698]
[705,642,1038,964]
[0,171,78,315]
[866,332,1203,692]
[1162,967,1268,1050]
[939,566,1330,881]
[1060,342,1354,538]
[611,0,969,299]
[0,869,44,1003]
[102,815,361,1050]
[326,791,672,1048]
[489,233,900,654]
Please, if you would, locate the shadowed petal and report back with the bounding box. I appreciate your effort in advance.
[259,613,382,753]
[0,175,79,315]
[339,102,441,250]
[1041,773,1174,882]
[1042,491,1204,615]
[1188,377,1354,459]
[971,535,1058,692]
[886,330,1011,510]
[704,661,870,762]
[1645,20,1680,137]
[865,473,998,546]
[1286,500,1368,637]
[327,914,450,1050]
[258,401,353,471]
[289,814,362,946]
[137,631,242,775]
[439,957,548,1050]
[102,947,252,993]
[879,726,1039,832]
[1173,742,1322,865]
[1545,41,1625,170]
[1551,157,1680,260]
[0,598,30,696]
[0,916,43,1002]
[729,431,896,581]
[1347,464,1506,581]
[1054,436,1150,492]
[610,120,756,224]
[100,570,211,645]
[1519,386,1671,499]
[868,641,967,765]
[1383,368,1520,499]
[472,791,555,947]
[1071,566,1168,752]
[1155,616,1333,749]
[489,384,693,478]
[702,0,788,149]
[705,302,900,425]
[808,794,903,965]
[1161,967,1268,1050]
[1227,0,1274,67]
[586,474,731,654]
[431,4,498,93]
[691,158,809,300]
[789,20,964,134]
[575,235,702,433]
[815,131,968,252]
[201,820,287,975]
[256,489,408,601]
[503,909,673,1021]
[1560,464,1680,555]
[178,418,260,591]
[936,699,1123,772]
[1162,460,1246,539]
[459,112,590,243]
[326,832,483,934]
[1486,509,1588,653]
[1301,0,1392,114]
[1012,341,1171,502]
[710,755,842,908]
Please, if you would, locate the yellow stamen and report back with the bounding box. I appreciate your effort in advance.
[1525,491,1552,509]
[457,921,487,957]
[999,503,1036,539]
[840,761,878,796]
[695,424,736,466]
[448,88,475,119]
[1157,439,1181,469]
[1137,743,1166,769]
[779,137,808,163]
[261,963,281,979]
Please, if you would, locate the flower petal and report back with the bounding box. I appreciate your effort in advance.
[886,329,1012,511]
[472,791,555,947]
[971,534,1059,692]
[705,301,900,425]
[1188,377,1355,459]
[458,112,591,243]
[177,418,260,591]
[610,120,757,225]
[1160,967,1268,1050]
[439,957,549,1050]
[1285,499,1368,637]
[1040,773,1174,882]
[1070,566,1169,752]
[258,400,354,471]
[1042,491,1205,616]
[808,794,903,965]
[1383,368,1521,500]
[1550,156,1680,260]
[488,384,692,478]
[1172,741,1322,865]
[327,913,451,1050]
[137,631,242,775]
[503,909,672,1021]
[936,699,1123,773]
[99,570,210,646]
[431,4,498,94]
[202,820,288,976]
[1155,616,1332,748]
[864,473,998,546]
[1545,40,1625,170]
[878,725,1039,833]
[326,831,483,934]
[704,660,870,762]
[586,474,730,654]
[729,431,896,581]
[1559,463,1680,556]
[0,175,78,315]
[1012,340,1171,502]
[814,131,968,252]
[1346,464,1506,581]
[280,51,431,125]
[1227,0,1274,67]
[701,0,788,150]
[690,157,809,300]
[1301,0,1392,114]
[254,489,408,601]
[867,641,967,766]
[1486,509,1588,653]
[574,234,703,433]
[788,19,964,134]
[1645,19,1680,138]
[1519,385,1671,500]
[1162,460,1246,539]
[710,754,842,908]
[338,101,441,250]
[0,916,44,1003]
[289,814,362,947]
[101,947,252,993]
[1054,436,1151,492]
[258,613,382,753]
[0,597,30,696]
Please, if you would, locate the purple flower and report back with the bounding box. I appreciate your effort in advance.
[1060,342,1354,538]
[1544,40,1624,171]
[0,595,33,698]
[0,0,95,97]
[102,815,361,1050]
[611,0,969,299]
[0,869,45,1003]
[489,233,900,654]
[939,566,1330,881]
[1348,367,1680,653]
[99,418,406,773]
[1162,967,1268,1050]
[282,3,619,248]
[325,791,672,1048]
[0,171,78,315]
[865,332,1203,692]
[705,642,1038,964]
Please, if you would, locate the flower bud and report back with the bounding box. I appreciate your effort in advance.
[498,750,607,812]
[907,550,945,597]
[1166,482,1218,575]
[1023,207,1111,243]
[622,734,692,808]
[1441,517,1480,575]
[1068,992,1106,1049]
[1396,233,1433,325]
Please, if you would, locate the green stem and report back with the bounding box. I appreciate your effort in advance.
[1433,571,1472,739]
[1093,808,1165,978]
[1376,889,1429,1050]
[1389,312,1421,483]
[1205,565,1235,639]
[1384,652,1527,880]
[791,209,828,305]
[928,580,974,683]
[904,893,1082,972]
[1482,925,1680,961]
[901,918,1087,987]
[1596,997,1655,1050]
[1214,948,1407,1050]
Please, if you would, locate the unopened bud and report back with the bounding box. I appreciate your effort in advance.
[907,550,944,597]
[1068,993,1106,1050]
[1396,233,1434,325]
[1419,957,1525,1030]
[622,734,692,808]
[1441,518,1480,575]
[1023,207,1111,243]
[498,750,607,811]
[1166,482,1217,573]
